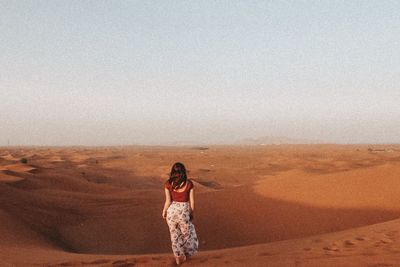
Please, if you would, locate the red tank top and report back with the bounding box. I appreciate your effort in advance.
[165,180,194,202]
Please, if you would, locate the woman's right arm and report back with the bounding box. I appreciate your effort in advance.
[162,188,171,219]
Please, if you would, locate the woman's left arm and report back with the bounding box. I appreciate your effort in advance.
[189,187,195,213]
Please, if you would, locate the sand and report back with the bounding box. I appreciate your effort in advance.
[0,145,400,266]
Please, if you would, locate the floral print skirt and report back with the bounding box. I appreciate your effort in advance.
[166,201,199,258]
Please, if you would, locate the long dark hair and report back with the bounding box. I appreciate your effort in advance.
[168,162,187,190]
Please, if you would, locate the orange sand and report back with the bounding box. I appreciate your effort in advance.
[0,145,400,266]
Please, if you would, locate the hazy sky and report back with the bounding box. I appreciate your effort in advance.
[1,1,400,145]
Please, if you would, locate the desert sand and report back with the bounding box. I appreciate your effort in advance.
[1,145,400,266]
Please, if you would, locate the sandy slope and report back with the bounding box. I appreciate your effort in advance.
[0,145,400,266]
[3,218,400,267]
[255,163,400,210]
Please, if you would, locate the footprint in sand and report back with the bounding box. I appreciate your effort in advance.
[385,231,399,238]
[344,239,356,246]
[355,236,366,241]
[379,237,393,244]
[55,262,74,266]
[373,238,393,247]
[323,242,340,252]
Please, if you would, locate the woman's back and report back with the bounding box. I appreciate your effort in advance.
[165,179,193,202]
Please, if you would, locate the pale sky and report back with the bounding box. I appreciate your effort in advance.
[1,1,400,145]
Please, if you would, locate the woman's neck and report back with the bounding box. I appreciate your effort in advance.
[173,180,187,192]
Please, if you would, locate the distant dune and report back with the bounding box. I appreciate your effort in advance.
[237,136,327,145]
[1,145,400,266]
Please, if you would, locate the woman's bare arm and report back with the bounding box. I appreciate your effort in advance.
[162,188,171,219]
[189,187,195,212]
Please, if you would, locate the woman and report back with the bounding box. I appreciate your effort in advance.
[162,162,199,265]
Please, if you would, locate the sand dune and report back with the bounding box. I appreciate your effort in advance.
[0,160,37,183]
[0,171,24,182]
[0,153,21,162]
[0,163,37,173]
[255,163,400,210]
[0,145,400,266]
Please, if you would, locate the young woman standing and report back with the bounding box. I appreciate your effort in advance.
[162,162,199,265]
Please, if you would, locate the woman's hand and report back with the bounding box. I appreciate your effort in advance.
[162,209,167,219]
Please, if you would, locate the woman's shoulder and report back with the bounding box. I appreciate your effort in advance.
[164,180,172,190]
[187,179,194,189]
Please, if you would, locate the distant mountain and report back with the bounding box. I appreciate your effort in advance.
[237,136,326,145]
